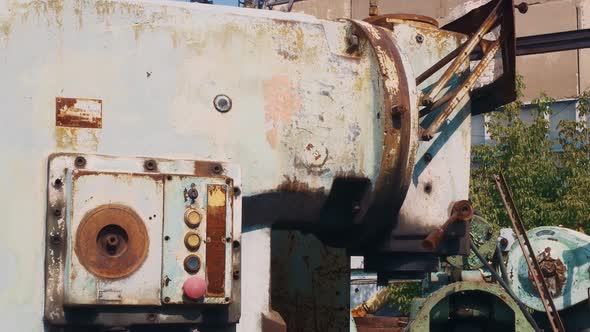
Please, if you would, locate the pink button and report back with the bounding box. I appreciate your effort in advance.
[183,276,207,300]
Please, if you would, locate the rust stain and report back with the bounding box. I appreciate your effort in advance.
[56,97,102,128]
[193,161,225,178]
[263,75,301,149]
[74,204,149,279]
[206,184,227,297]
[55,127,99,151]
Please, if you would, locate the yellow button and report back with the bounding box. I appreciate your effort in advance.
[184,232,201,251]
[184,209,202,228]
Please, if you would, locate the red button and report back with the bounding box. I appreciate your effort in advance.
[183,276,207,300]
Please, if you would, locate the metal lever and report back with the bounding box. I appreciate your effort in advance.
[423,200,473,250]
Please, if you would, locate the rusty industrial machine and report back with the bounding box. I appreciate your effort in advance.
[0,0,525,331]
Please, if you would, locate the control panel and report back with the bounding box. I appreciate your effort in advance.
[44,154,241,327]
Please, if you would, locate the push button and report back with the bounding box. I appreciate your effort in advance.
[183,276,207,300]
[184,232,201,251]
[184,209,202,228]
[183,254,201,274]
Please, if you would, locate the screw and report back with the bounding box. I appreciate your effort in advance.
[225,297,230,303]
[146,313,157,322]
[233,270,240,280]
[54,208,62,217]
[424,153,433,163]
[233,240,240,249]
[74,156,86,168]
[226,237,232,243]
[233,187,241,196]
[212,164,223,174]
[213,94,232,113]
[415,34,424,44]
[144,159,157,171]
[53,178,63,188]
[164,297,170,303]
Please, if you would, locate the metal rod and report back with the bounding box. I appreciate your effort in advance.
[420,0,502,106]
[416,41,467,86]
[470,241,541,332]
[419,89,456,118]
[421,38,501,140]
[493,173,566,332]
[495,242,509,285]
[470,28,590,60]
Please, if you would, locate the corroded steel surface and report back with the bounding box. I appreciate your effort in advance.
[348,20,418,246]
[75,204,149,279]
[364,14,439,29]
[56,97,103,128]
[507,226,590,312]
[206,184,228,297]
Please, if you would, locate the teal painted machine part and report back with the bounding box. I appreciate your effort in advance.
[507,226,590,311]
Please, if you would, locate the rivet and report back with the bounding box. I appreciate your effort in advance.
[74,156,86,168]
[212,164,223,174]
[144,159,157,171]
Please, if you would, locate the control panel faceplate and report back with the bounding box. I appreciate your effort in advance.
[44,153,241,326]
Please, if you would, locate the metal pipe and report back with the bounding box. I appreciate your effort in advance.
[495,242,510,285]
[421,38,501,141]
[471,241,541,332]
[420,0,502,106]
[419,90,456,118]
[493,173,566,332]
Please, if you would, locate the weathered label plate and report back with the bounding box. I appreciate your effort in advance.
[56,97,102,128]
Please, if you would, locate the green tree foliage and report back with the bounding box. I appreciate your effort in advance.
[470,79,590,230]
[386,282,421,315]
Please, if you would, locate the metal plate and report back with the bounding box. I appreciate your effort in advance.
[45,153,241,326]
[161,176,234,304]
[75,204,149,279]
[65,170,164,306]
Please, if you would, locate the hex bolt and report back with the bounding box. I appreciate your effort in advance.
[74,156,86,168]
[144,159,157,171]
[213,94,232,113]
[415,34,424,44]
